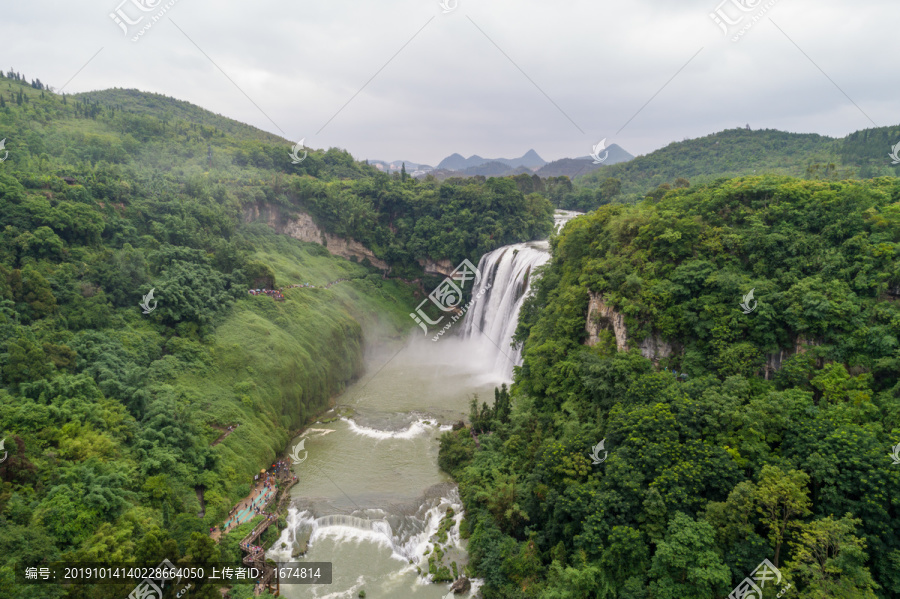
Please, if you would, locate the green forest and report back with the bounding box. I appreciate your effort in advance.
[6,61,900,599]
[0,70,553,598]
[563,127,900,211]
[440,176,900,598]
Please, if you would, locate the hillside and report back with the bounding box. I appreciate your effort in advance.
[534,141,634,179]
[578,128,841,198]
[576,127,900,207]
[74,88,287,144]
[440,175,900,598]
[0,71,553,276]
[0,70,553,598]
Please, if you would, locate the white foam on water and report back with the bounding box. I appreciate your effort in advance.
[303,428,337,437]
[342,416,441,441]
[394,495,458,566]
[271,490,468,572]
[311,575,366,599]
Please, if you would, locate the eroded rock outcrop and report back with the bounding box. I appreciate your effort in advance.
[586,291,628,351]
[639,335,675,363]
[585,292,675,363]
[586,291,829,378]
[243,203,389,270]
[450,577,471,594]
[419,258,456,278]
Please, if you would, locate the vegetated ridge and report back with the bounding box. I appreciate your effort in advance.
[440,175,900,598]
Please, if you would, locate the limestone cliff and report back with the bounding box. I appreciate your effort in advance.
[419,258,456,278]
[584,291,676,363]
[585,292,628,351]
[243,203,389,271]
[584,290,821,377]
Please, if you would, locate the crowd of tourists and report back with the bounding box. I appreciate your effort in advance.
[211,455,302,594]
[286,277,350,290]
[248,288,284,300]
[249,278,352,298]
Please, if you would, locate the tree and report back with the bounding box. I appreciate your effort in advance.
[786,514,879,598]
[2,335,51,385]
[753,465,812,567]
[134,526,181,565]
[648,512,731,599]
[493,383,511,424]
[598,526,650,594]
[181,532,221,599]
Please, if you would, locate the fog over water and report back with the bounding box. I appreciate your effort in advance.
[269,212,580,597]
[269,336,500,598]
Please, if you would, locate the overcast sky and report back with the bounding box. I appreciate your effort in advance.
[2,0,896,165]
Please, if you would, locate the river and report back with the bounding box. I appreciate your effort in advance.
[268,211,580,598]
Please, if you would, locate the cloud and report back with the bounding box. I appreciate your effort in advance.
[1,0,895,165]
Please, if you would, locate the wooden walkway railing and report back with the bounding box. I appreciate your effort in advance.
[238,472,299,595]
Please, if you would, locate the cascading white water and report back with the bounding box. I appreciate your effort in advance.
[461,244,550,378]
[270,487,467,569]
[462,211,581,380]
[265,210,578,598]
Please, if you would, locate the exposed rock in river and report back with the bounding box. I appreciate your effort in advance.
[450,577,471,594]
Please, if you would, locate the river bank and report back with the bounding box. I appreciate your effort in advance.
[264,335,500,598]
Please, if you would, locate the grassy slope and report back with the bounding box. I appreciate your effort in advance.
[174,225,416,520]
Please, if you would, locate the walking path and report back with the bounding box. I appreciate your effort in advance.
[284,276,358,291]
[210,424,238,447]
[208,458,299,595]
[220,486,275,532]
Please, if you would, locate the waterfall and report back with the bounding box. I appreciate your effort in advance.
[269,487,466,566]
[462,211,580,380]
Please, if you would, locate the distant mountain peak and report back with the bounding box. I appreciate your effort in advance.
[437,149,547,172]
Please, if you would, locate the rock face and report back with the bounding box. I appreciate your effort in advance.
[585,291,628,351]
[639,335,675,363]
[585,292,830,377]
[243,203,389,271]
[764,349,787,380]
[419,258,456,278]
[450,577,471,594]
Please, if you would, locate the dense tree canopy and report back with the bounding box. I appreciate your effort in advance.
[442,176,900,598]
[0,70,552,597]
